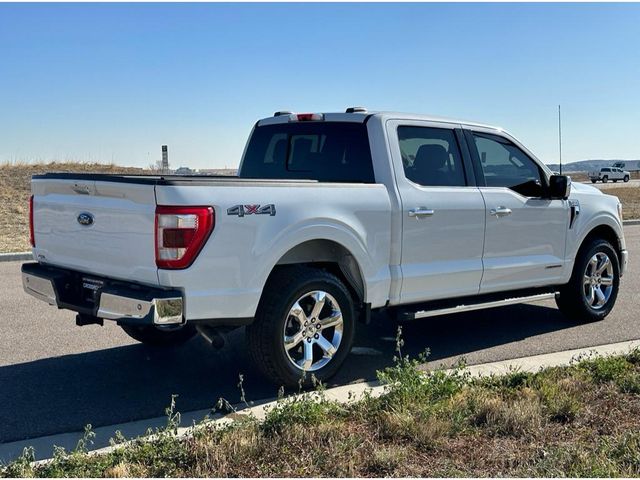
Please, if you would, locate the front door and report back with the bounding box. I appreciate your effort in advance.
[387,121,486,304]
[466,129,569,293]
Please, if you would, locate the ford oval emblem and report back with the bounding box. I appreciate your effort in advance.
[77,212,94,226]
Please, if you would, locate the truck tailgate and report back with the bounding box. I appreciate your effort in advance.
[31,178,159,285]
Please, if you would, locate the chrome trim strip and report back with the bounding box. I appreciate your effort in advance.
[411,292,557,320]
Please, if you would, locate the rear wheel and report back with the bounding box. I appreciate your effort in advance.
[121,323,197,347]
[246,266,355,387]
[556,239,620,322]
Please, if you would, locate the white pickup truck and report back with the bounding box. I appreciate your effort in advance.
[22,109,628,386]
[589,167,631,183]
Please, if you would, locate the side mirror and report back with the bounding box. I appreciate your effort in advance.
[549,175,571,200]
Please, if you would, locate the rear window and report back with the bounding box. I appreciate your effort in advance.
[239,122,375,183]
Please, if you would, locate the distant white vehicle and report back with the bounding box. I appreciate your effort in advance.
[588,167,630,183]
[174,167,193,175]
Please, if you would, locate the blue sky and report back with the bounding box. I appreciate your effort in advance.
[1,2,639,169]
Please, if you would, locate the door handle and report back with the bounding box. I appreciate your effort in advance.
[409,207,435,218]
[490,206,512,217]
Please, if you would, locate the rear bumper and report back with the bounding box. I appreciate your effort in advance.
[21,262,183,325]
[621,249,628,277]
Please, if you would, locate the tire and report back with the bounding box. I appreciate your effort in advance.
[591,179,597,184]
[602,176,608,183]
[246,266,356,388]
[624,176,630,183]
[556,239,620,322]
[121,323,197,347]
[613,179,618,183]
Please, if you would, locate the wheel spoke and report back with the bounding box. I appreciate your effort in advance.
[600,277,613,286]
[594,286,606,306]
[289,301,307,324]
[309,292,326,320]
[586,285,595,306]
[297,341,314,370]
[596,256,610,275]
[583,275,592,286]
[284,331,304,351]
[316,336,337,358]
[319,311,342,330]
[589,255,599,273]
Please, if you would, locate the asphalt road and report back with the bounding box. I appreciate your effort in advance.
[1,226,638,445]
[586,178,640,189]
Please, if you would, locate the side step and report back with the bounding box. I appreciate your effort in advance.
[400,291,558,321]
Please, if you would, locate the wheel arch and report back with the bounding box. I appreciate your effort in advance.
[576,223,623,263]
[270,239,366,306]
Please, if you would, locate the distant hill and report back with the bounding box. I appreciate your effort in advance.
[546,160,640,172]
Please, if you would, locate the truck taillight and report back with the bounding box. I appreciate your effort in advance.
[289,113,324,122]
[29,195,35,247]
[155,206,214,269]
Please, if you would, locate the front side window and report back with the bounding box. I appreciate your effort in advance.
[472,132,543,196]
[398,126,466,187]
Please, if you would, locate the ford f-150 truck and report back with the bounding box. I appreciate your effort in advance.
[22,108,628,386]
[589,167,630,183]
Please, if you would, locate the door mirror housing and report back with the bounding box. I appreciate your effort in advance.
[549,175,571,200]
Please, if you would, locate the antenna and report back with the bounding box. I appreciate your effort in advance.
[558,105,562,175]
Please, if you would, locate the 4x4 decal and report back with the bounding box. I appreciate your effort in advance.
[227,204,276,217]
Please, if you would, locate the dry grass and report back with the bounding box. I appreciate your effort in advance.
[0,162,144,253]
[5,351,640,478]
[604,186,640,221]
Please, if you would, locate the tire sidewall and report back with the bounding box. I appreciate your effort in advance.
[573,240,620,320]
[264,276,355,386]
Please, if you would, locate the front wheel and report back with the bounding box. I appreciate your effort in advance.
[556,239,620,322]
[121,323,197,346]
[246,266,355,387]
[602,176,608,183]
[624,176,630,183]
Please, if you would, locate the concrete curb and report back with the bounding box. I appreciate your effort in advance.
[0,252,32,263]
[3,338,639,465]
[624,219,640,226]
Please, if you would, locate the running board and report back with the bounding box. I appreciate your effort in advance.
[401,292,558,321]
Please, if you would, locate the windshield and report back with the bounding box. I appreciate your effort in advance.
[239,122,375,183]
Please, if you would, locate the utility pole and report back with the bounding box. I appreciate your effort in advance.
[161,145,169,174]
[558,105,562,175]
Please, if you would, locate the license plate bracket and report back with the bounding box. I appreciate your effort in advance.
[81,277,104,304]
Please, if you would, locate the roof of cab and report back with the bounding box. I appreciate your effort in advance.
[257,110,502,132]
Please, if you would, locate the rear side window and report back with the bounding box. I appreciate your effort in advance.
[239,122,374,183]
[397,126,466,187]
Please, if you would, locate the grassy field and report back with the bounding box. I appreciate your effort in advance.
[4,345,640,477]
[605,187,640,220]
[1,163,638,253]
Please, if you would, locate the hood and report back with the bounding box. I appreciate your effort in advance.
[570,182,602,196]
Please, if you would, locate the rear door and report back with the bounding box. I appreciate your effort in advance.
[465,129,569,293]
[32,177,159,285]
[387,120,486,304]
